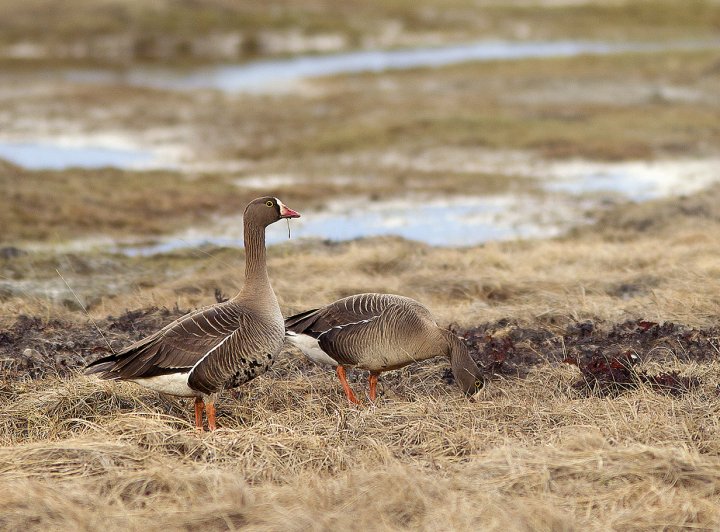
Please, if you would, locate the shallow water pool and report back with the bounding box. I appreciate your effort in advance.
[64,39,720,93]
[0,141,157,170]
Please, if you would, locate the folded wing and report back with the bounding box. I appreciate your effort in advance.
[85,303,244,380]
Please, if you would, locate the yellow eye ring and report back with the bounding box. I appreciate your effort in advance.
[266,200,273,207]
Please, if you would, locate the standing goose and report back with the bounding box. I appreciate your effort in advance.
[285,293,483,403]
[85,196,300,430]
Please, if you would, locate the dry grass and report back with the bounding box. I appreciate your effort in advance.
[0,164,356,243]
[3,184,720,528]
[1,167,244,241]
[2,5,720,527]
[296,50,720,161]
[2,356,720,530]
[1,0,718,64]
[3,237,720,529]
[4,184,720,329]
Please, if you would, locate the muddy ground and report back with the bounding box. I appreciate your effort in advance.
[2,299,714,398]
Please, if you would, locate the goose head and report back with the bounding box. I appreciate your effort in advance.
[446,331,485,395]
[245,196,300,227]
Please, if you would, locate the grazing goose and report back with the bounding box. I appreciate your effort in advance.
[285,293,483,403]
[85,196,300,430]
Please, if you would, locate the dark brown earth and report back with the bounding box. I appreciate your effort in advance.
[453,319,717,395]
[1,300,717,396]
[0,306,188,380]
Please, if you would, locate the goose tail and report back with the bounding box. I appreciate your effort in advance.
[84,353,121,377]
[285,307,321,334]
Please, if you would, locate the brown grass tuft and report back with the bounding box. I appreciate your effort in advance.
[2,352,720,529]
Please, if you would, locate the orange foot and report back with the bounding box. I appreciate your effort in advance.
[194,397,205,431]
[207,402,217,431]
[336,365,361,405]
[368,373,379,402]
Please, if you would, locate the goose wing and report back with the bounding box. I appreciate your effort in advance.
[285,294,389,335]
[285,294,400,365]
[86,303,245,380]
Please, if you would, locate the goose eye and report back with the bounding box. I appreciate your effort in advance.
[266,200,274,207]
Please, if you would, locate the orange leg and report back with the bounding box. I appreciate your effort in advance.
[206,402,217,431]
[336,366,360,405]
[368,373,379,401]
[194,397,205,431]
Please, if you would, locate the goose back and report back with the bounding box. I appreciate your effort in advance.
[286,293,443,372]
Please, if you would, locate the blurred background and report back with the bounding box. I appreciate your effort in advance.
[4,5,720,529]
[0,0,719,304]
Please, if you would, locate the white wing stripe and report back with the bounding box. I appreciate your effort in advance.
[205,318,225,335]
[316,315,381,339]
[179,322,203,337]
[188,332,235,375]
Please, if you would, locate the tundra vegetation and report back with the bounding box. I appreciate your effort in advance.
[2,0,720,529]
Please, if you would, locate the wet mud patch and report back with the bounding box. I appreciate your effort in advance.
[0,306,188,379]
[563,350,700,396]
[2,309,718,398]
[453,318,719,395]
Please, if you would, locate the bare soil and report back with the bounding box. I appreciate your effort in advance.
[3,302,716,400]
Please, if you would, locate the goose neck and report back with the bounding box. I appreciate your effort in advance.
[243,218,270,289]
